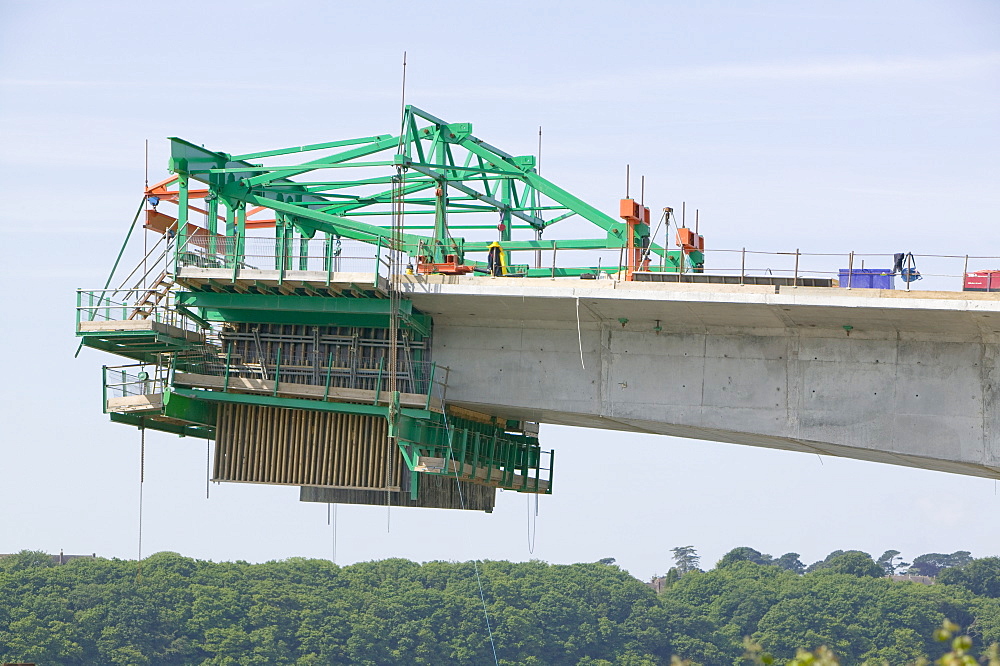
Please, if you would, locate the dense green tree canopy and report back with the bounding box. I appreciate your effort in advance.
[938,557,1000,598]
[909,551,974,577]
[0,548,997,665]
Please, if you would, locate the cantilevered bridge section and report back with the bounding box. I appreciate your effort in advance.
[402,277,1000,479]
[76,106,1000,513]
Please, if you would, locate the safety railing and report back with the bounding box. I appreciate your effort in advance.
[171,345,447,409]
[409,425,554,494]
[154,230,1000,293]
[659,249,1000,292]
[76,289,201,332]
[103,363,166,411]
[488,245,1000,293]
[170,235,384,279]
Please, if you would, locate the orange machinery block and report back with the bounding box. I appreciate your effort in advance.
[619,198,639,221]
[618,199,651,224]
[675,227,705,252]
[416,255,474,275]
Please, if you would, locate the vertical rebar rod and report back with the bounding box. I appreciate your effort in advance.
[223,342,232,392]
[273,347,282,396]
[320,351,333,399]
[848,252,854,289]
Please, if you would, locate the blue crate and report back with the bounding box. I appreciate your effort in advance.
[838,268,895,289]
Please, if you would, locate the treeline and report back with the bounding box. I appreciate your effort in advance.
[0,548,998,665]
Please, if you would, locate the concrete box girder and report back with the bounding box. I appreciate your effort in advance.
[396,276,1000,480]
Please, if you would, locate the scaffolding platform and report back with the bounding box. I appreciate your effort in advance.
[173,371,443,412]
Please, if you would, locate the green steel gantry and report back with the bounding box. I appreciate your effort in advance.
[76,105,706,511]
[162,105,700,276]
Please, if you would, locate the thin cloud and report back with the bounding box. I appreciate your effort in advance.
[672,52,1000,82]
[5,53,996,107]
[417,52,1000,103]
[0,78,400,99]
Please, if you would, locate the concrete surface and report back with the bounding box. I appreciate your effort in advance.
[400,276,1000,479]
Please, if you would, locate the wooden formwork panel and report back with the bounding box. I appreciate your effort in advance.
[214,403,402,489]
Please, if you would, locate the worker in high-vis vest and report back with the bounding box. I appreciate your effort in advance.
[487,241,508,277]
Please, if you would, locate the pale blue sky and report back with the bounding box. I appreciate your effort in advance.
[1,0,998,579]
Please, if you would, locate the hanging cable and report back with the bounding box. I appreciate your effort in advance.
[332,504,338,564]
[441,409,500,666]
[385,51,408,532]
[527,493,539,554]
[136,424,146,582]
[575,297,586,370]
[206,440,211,499]
[326,503,339,563]
[385,51,406,532]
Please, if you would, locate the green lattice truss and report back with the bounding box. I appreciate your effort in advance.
[167,105,680,277]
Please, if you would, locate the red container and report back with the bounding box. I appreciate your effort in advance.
[964,270,1000,292]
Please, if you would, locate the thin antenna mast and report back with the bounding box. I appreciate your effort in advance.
[144,140,149,287]
[535,126,542,269]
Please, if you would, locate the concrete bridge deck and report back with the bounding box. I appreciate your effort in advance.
[400,276,1000,479]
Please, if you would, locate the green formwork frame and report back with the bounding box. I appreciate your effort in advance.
[166,105,696,276]
[145,387,552,495]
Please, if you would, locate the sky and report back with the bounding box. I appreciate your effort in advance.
[1,0,999,581]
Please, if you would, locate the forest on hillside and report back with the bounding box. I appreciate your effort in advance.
[0,547,998,665]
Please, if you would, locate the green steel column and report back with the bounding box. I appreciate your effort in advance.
[235,204,246,267]
[323,232,336,276]
[224,199,236,236]
[206,193,219,257]
[223,199,236,268]
[274,214,285,271]
[175,173,189,272]
[299,234,309,271]
[433,181,447,263]
[409,470,419,500]
[500,178,512,268]
[432,136,448,263]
